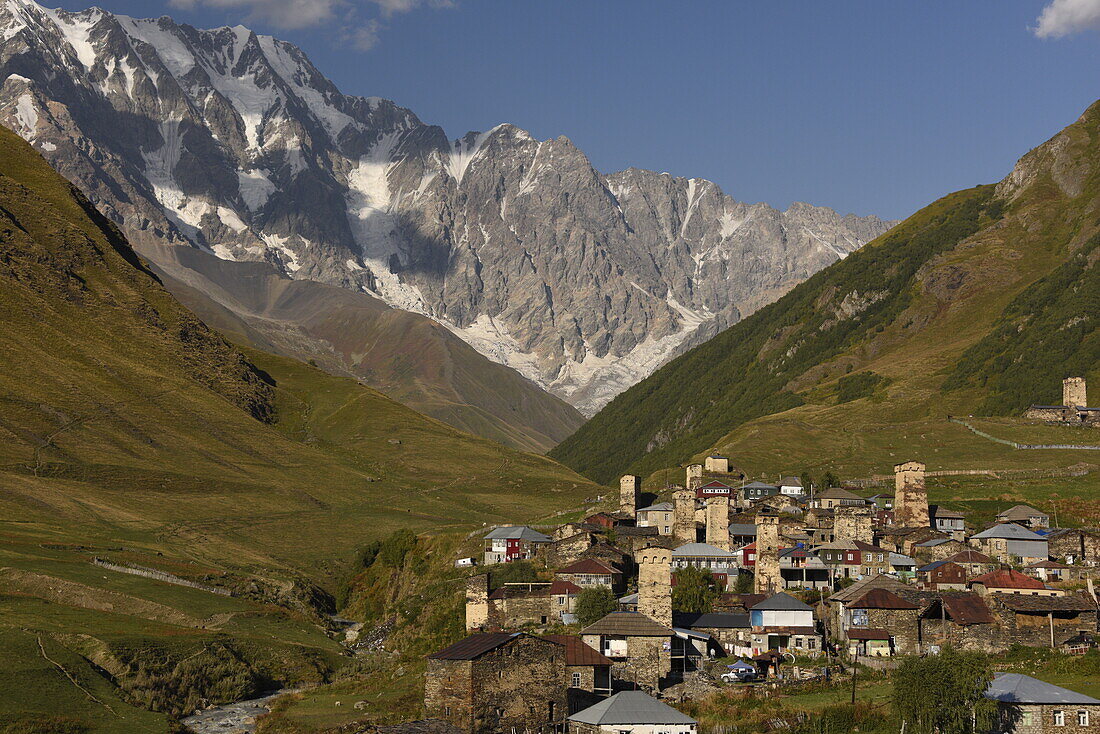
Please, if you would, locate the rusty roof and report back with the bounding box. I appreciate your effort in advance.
[544,635,614,667]
[581,611,674,637]
[970,569,1047,590]
[556,558,619,575]
[828,574,910,603]
[932,595,996,625]
[549,579,583,595]
[849,588,921,610]
[847,628,890,640]
[943,549,994,564]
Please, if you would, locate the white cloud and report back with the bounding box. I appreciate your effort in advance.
[169,0,454,45]
[1034,0,1100,38]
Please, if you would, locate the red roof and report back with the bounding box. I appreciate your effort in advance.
[944,549,993,565]
[970,569,1047,590]
[938,595,996,625]
[849,588,920,610]
[544,635,614,666]
[847,628,890,640]
[549,579,583,595]
[556,558,618,575]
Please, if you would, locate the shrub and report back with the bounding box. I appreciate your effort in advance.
[575,586,618,627]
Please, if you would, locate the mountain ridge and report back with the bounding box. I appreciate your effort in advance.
[0,0,894,414]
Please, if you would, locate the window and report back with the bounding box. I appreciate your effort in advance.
[571,672,581,688]
[1021,711,1032,726]
[1078,711,1089,726]
[1054,710,1065,726]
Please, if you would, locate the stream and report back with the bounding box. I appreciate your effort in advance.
[179,690,285,733]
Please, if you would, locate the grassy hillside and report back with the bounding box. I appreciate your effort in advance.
[552,100,1100,486]
[140,243,584,454]
[0,124,596,731]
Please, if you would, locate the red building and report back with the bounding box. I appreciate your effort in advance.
[696,480,733,499]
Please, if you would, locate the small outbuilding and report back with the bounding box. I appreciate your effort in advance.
[567,690,697,734]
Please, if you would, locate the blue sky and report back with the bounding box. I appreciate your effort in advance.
[52,0,1100,220]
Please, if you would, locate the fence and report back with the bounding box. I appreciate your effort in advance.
[92,557,233,596]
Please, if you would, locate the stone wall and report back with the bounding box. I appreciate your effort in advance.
[855,608,921,655]
[638,547,673,628]
[833,507,874,544]
[893,461,930,529]
[1064,377,1088,409]
[705,496,731,551]
[994,702,1100,734]
[620,475,640,517]
[754,515,782,595]
[673,489,698,545]
[465,574,490,631]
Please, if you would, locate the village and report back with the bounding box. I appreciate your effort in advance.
[417,383,1100,734]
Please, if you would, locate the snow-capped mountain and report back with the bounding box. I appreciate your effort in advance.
[0,0,895,415]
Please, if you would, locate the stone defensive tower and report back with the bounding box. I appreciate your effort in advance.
[685,464,704,491]
[704,454,730,474]
[672,488,698,544]
[705,495,732,551]
[1064,377,1087,409]
[893,460,930,529]
[465,573,490,631]
[833,505,874,544]
[637,546,673,627]
[619,474,641,517]
[754,513,782,595]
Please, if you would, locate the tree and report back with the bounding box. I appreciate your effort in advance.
[733,570,753,594]
[822,471,840,488]
[892,648,996,734]
[800,472,815,493]
[575,586,618,627]
[672,566,720,614]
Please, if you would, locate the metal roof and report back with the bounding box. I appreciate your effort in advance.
[997,504,1049,521]
[849,588,921,610]
[568,691,697,726]
[674,612,750,629]
[970,524,1046,541]
[729,523,757,535]
[889,553,916,567]
[483,526,551,542]
[750,592,813,612]
[543,635,614,667]
[637,502,674,512]
[673,542,737,558]
[428,632,522,660]
[970,569,1047,590]
[556,558,619,575]
[847,628,890,640]
[985,673,1100,705]
[580,611,674,637]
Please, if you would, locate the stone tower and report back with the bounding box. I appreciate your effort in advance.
[1064,377,1087,408]
[672,488,698,544]
[754,513,782,595]
[637,546,673,627]
[685,464,704,491]
[465,573,490,631]
[704,454,730,474]
[893,461,930,529]
[705,495,731,551]
[620,474,641,517]
[833,505,874,544]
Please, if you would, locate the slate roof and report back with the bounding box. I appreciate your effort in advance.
[580,612,674,637]
[780,477,803,487]
[751,592,813,612]
[849,588,921,610]
[673,542,737,558]
[970,569,1047,590]
[729,523,758,536]
[814,487,864,501]
[889,553,917,567]
[568,691,696,726]
[985,673,1100,705]
[847,628,891,640]
[943,549,994,565]
[996,594,1096,613]
[556,558,618,575]
[543,635,613,667]
[483,526,551,542]
[970,524,1046,541]
[429,632,527,660]
[673,612,751,629]
[743,481,779,490]
[828,574,910,603]
[996,505,1049,521]
[930,506,967,519]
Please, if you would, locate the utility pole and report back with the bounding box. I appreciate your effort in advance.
[850,658,857,705]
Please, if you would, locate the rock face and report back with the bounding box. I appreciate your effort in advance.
[0,0,894,414]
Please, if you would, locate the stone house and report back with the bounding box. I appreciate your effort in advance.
[985,673,1100,734]
[542,532,600,568]
[969,569,1064,597]
[996,505,1051,530]
[825,575,914,644]
[843,588,921,655]
[486,583,555,628]
[910,536,968,563]
[811,487,867,509]
[613,526,671,555]
[970,524,1049,565]
[929,506,967,540]
[483,526,552,565]
[543,635,613,714]
[987,593,1098,649]
[1046,528,1100,567]
[943,549,999,577]
[425,632,567,734]
[1024,560,1086,583]
[550,580,583,624]
[777,547,830,590]
[918,561,968,591]
[814,540,891,580]
[555,559,623,592]
[584,512,634,530]
[917,593,1002,653]
[878,526,949,556]
[567,690,697,734]
[580,612,675,692]
[749,593,821,655]
[705,454,731,474]
[636,502,674,535]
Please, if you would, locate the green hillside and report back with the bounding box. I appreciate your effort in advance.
[0,125,596,731]
[551,100,1100,485]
